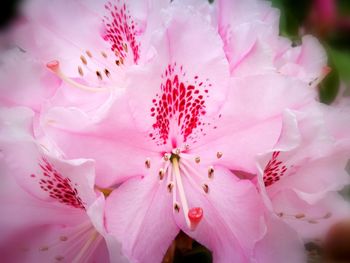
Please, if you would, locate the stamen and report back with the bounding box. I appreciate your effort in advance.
[159,168,165,180]
[323,212,332,219]
[46,60,109,92]
[216,152,223,159]
[295,213,305,219]
[208,166,214,179]
[174,203,180,213]
[195,157,200,163]
[104,69,111,78]
[80,55,87,65]
[101,51,107,58]
[123,43,128,53]
[39,246,49,251]
[172,157,191,228]
[145,158,151,169]
[86,50,92,58]
[78,66,84,77]
[55,255,64,261]
[59,236,68,242]
[202,184,209,194]
[174,148,181,155]
[96,71,103,80]
[167,182,174,193]
[71,231,99,263]
[115,60,121,66]
[172,157,203,230]
[164,153,170,161]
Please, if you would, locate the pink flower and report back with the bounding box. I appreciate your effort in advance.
[0,0,348,262]
[0,107,128,263]
[216,0,328,84]
[38,1,324,262]
[257,104,350,239]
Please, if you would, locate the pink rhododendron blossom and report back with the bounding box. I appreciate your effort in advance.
[257,105,350,238]
[0,108,128,263]
[0,0,349,263]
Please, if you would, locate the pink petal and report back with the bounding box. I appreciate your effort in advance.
[253,214,305,263]
[105,174,179,263]
[175,167,265,262]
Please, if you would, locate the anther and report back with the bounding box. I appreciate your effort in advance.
[159,168,165,180]
[202,184,209,194]
[208,166,214,179]
[55,255,64,261]
[120,57,124,65]
[104,69,110,78]
[174,148,181,155]
[101,51,107,58]
[80,55,87,65]
[167,182,174,193]
[277,212,284,217]
[216,152,223,159]
[174,203,180,213]
[295,213,305,219]
[164,153,170,161]
[184,144,190,150]
[78,66,84,76]
[123,43,128,52]
[323,212,332,219]
[308,220,318,224]
[86,50,92,58]
[39,246,49,251]
[96,71,103,80]
[188,207,203,230]
[195,157,200,163]
[145,158,151,169]
[115,60,120,66]
[59,236,68,242]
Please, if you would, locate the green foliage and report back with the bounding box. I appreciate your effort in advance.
[269,0,312,38]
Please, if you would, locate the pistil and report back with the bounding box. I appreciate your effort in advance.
[46,60,109,92]
[171,155,203,230]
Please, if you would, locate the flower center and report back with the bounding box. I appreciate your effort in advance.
[145,147,223,230]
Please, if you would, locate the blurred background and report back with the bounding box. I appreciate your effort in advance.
[0,0,349,262]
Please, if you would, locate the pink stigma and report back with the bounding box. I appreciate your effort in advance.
[188,207,203,229]
[46,60,60,72]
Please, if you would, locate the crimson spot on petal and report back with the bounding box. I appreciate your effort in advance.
[263,151,288,187]
[150,63,210,146]
[32,157,85,209]
[103,1,140,64]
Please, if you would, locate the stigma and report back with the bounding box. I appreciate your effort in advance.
[46,60,110,92]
